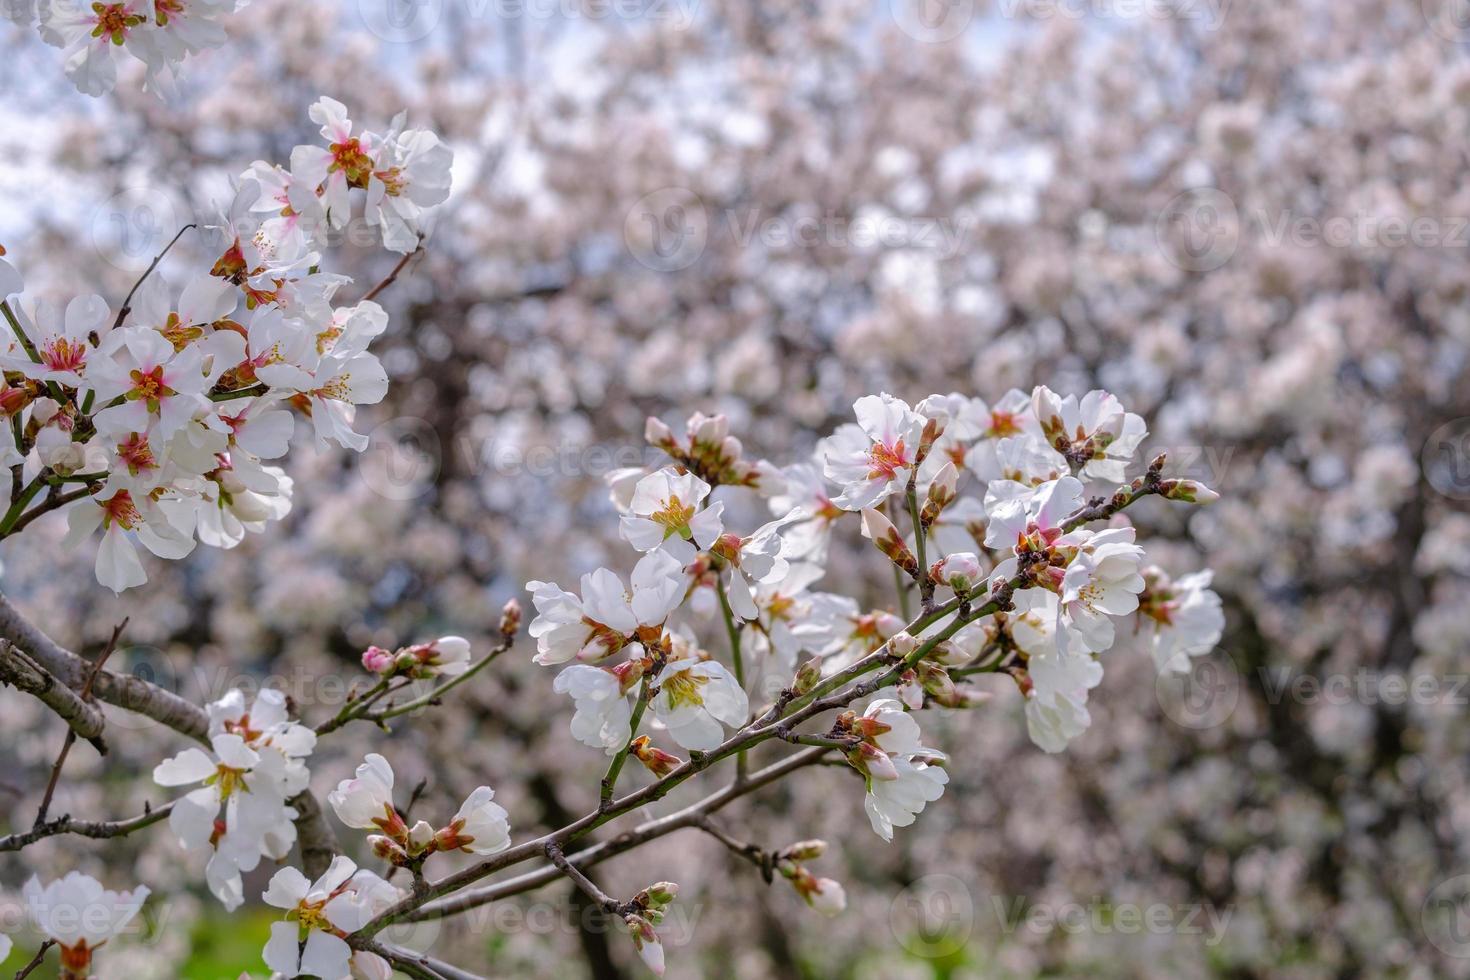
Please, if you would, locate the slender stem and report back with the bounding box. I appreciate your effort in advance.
[892,564,911,619]
[34,620,126,826]
[13,940,54,979]
[0,476,45,536]
[906,481,932,607]
[546,841,620,914]
[361,242,425,303]
[367,643,511,725]
[600,676,651,806]
[713,578,748,783]
[111,224,197,332]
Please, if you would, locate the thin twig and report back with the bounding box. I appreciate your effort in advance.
[12,939,54,979]
[112,224,197,331]
[34,619,126,827]
[361,242,425,303]
[545,841,620,914]
[1,800,174,852]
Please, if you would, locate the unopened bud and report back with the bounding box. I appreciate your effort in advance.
[888,631,919,658]
[847,742,898,781]
[1161,479,1219,504]
[781,839,827,862]
[689,412,729,445]
[792,659,822,696]
[631,735,682,777]
[641,881,679,907]
[860,508,918,577]
[489,599,519,639]
[645,416,676,451]
[917,661,956,702]
[917,415,945,464]
[407,819,436,854]
[361,645,395,675]
[920,462,959,526]
[369,835,409,865]
[932,552,983,593]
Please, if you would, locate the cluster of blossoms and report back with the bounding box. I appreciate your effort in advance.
[0,97,451,593]
[152,688,315,910]
[5,0,240,96]
[522,386,1223,969]
[2,376,1220,978]
[327,752,510,868]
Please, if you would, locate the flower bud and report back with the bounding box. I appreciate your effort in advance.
[860,508,918,577]
[499,597,523,638]
[847,742,898,781]
[641,881,679,907]
[932,552,982,593]
[689,412,728,445]
[625,914,665,976]
[792,659,821,695]
[631,735,682,777]
[780,839,827,862]
[888,631,919,658]
[920,461,959,526]
[645,416,676,451]
[1161,479,1219,504]
[361,646,395,675]
[369,834,409,865]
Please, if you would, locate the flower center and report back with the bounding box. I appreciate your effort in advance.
[661,668,709,709]
[41,337,87,373]
[651,494,695,538]
[330,138,376,189]
[866,440,908,480]
[101,491,141,530]
[91,2,144,42]
[117,433,157,475]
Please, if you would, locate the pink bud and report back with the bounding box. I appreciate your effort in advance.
[361,646,395,675]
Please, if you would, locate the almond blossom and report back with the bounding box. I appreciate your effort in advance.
[620,468,725,564]
[649,658,748,751]
[262,857,375,980]
[1138,568,1226,675]
[822,392,926,510]
[23,873,150,977]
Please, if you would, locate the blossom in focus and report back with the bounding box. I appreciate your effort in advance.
[554,664,634,754]
[863,754,949,842]
[526,551,685,665]
[822,392,925,510]
[620,467,724,564]
[328,753,402,834]
[435,786,512,856]
[649,658,748,751]
[261,857,375,979]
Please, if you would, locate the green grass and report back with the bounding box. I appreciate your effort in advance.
[177,906,276,979]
